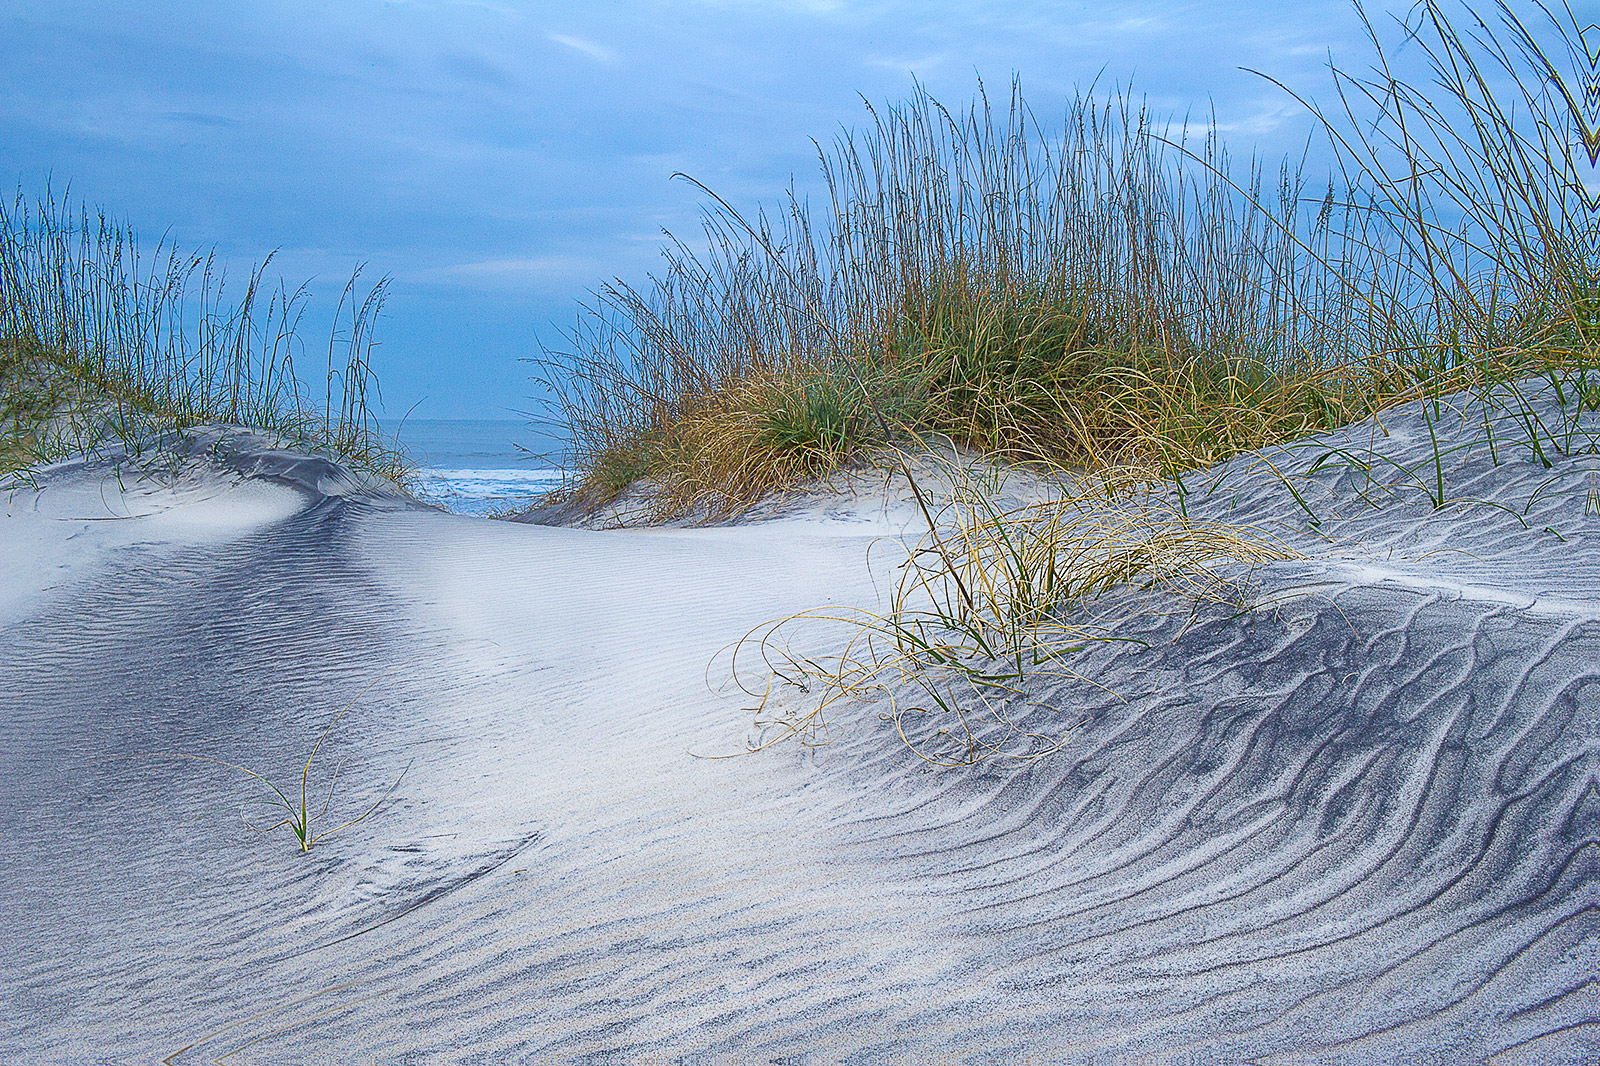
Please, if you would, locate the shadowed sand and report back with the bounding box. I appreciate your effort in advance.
[0,391,1595,1063]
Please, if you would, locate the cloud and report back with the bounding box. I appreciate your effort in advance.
[1210,101,1307,135]
[441,50,518,89]
[1111,15,1162,33]
[162,110,240,128]
[680,0,842,12]
[865,53,948,74]
[1280,43,1334,57]
[409,255,607,287]
[548,33,618,64]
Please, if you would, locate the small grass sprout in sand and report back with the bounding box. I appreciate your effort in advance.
[726,453,1302,766]
[154,679,410,853]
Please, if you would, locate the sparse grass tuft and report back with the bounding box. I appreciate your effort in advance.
[722,453,1301,766]
[154,680,411,853]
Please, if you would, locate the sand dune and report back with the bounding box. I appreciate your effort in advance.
[1,392,1595,1062]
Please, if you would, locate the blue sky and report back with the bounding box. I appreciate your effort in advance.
[1,0,1388,420]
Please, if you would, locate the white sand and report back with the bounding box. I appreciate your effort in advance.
[1,393,1596,1063]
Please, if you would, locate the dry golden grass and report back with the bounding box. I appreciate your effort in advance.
[721,453,1302,766]
[639,371,866,521]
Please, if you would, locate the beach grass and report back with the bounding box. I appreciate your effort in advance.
[541,0,1594,521]
[722,452,1304,765]
[551,0,1594,757]
[154,680,411,853]
[0,189,406,481]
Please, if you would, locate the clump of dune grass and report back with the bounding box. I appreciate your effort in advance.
[630,369,866,520]
[0,189,406,480]
[720,452,1301,766]
[542,0,1594,525]
[538,88,1367,515]
[541,82,1362,515]
[619,358,937,520]
[154,680,410,853]
[0,336,84,467]
[672,0,1596,760]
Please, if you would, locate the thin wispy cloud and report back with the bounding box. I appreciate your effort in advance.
[163,110,240,129]
[689,0,844,13]
[865,53,949,74]
[412,255,608,286]
[1211,100,1307,135]
[1280,43,1336,57]
[548,33,619,63]
[441,50,518,89]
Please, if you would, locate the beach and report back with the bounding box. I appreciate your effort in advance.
[394,417,567,516]
[0,386,1595,1062]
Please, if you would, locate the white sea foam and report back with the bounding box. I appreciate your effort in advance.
[410,466,565,514]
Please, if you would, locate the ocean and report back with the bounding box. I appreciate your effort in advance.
[388,418,566,516]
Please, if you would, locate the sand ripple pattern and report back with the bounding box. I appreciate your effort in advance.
[0,394,1596,1063]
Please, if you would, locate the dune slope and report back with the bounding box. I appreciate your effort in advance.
[0,392,1595,1063]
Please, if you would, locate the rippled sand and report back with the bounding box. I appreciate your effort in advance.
[1,387,1595,1063]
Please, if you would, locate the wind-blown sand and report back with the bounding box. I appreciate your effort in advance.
[1,387,1595,1063]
